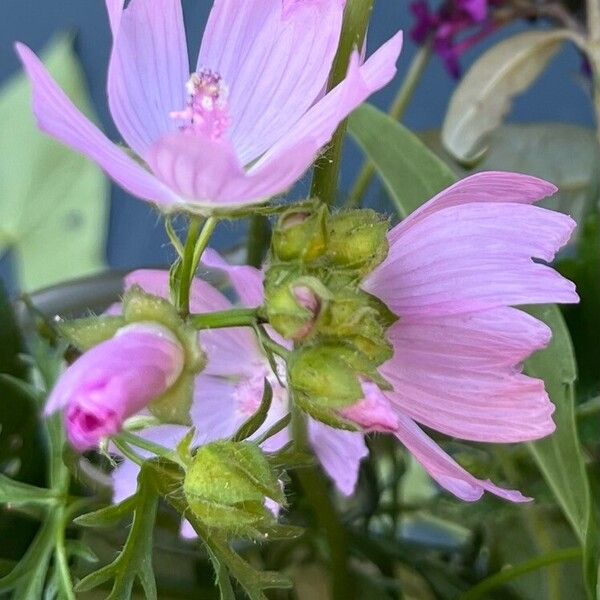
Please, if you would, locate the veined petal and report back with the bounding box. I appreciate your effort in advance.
[107,0,189,159]
[198,0,346,165]
[148,132,321,209]
[309,421,368,496]
[379,308,556,443]
[16,43,178,207]
[364,202,578,317]
[394,414,530,502]
[253,32,403,172]
[390,171,558,245]
[201,248,264,308]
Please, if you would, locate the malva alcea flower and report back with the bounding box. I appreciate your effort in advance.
[46,324,185,451]
[341,172,578,502]
[110,254,368,507]
[16,0,403,213]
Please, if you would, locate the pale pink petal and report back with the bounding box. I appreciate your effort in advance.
[309,421,368,496]
[198,1,345,165]
[253,33,403,173]
[391,172,559,244]
[148,132,321,209]
[378,308,556,443]
[201,248,264,308]
[364,202,578,317]
[105,0,124,37]
[180,519,196,540]
[342,381,399,432]
[16,43,178,207]
[107,0,189,158]
[394,414,530,502]
[111,424,188,503]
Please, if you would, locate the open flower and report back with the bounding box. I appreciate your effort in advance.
[339,171,578,502]
[111,254,368,513]
[16,0,402,213]
[46,324,185,451]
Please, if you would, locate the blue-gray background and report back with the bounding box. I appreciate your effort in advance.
[0,1,594,279]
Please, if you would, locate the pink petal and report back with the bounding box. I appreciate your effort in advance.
[364,202,578,317]
[394,414,530,502]
[390,171,558,245]
[107,0,189,159]
[341,380,399,432]
[253,33,403,173]
[379,308,556,443]
[15,43,178,207]
[199,0,346,165]
[147,131,321,209]
[309,420,368,496]
[201,248,264,308]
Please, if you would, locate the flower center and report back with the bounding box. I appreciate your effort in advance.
[170,69,230,139]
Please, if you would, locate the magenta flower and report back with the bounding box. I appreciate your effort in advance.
[110,257,368,508]
[46,324,185,451]
[410,0,501,78]
[339,172,577,502]
[16,0,402,213]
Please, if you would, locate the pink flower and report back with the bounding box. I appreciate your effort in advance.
[110,255,368,511]
[16,0,402,213]
[341,172,578,503]
[46,324,185,451]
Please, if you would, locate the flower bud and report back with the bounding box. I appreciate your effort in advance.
[265,274,329,341]
[272,205,328,263]
[183,441,285,534]
[327,210,389,273]
[46,324,185,451]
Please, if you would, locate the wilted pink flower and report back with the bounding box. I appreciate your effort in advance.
[46,324,185,451]
[111,255,368,511]
[341,171,577,502]
[16,0,402,212]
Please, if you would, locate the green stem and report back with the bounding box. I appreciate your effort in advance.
[189,308,260,330]
[176,217,218,317]
[459,547,582,600]
[112,439,144,467]
[118,431,174,461]
[246,215,271,268]
[54,507,76,600]
[291,406,354,598]
[258,334,291,360]
[346,41,432,208]
[310,0,374,206]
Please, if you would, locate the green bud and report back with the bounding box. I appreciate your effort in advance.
[272,204,328,263]
[265,274,330,341]
[288,343,364,409]
[184,441,285,534]
[327,209,389,274]
[59,315,126,352]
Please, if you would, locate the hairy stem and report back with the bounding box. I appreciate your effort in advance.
[190,308,260,330]
[310,0,374,206]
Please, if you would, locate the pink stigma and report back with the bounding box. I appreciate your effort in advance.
[170,69,230,139]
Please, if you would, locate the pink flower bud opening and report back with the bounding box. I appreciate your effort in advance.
[46,324,185,452]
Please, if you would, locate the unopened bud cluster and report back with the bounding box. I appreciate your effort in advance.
[265,204,396,428]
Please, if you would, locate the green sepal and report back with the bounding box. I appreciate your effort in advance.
[184,441,285,534]
[294,393,361,431]
[326,209,389,274]
[58,316,125,352]
[122,286,206,425]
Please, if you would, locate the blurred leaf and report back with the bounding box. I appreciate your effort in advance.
[0,473,55,505]
[348,103,456,218]
[526,305,599,598]
[74,496,136,528]
[0,34,108,291]
[75,466,158,599]
[442,31,568,163]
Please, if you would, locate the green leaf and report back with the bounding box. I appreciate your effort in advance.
[526,305,599,598]
[232,379,273,442]
[0,34,108,291]
[0,472,56,505]
[442,30,568,163]
[348,103,456,218]
[75,466,158,599]
[73,496,136,528]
